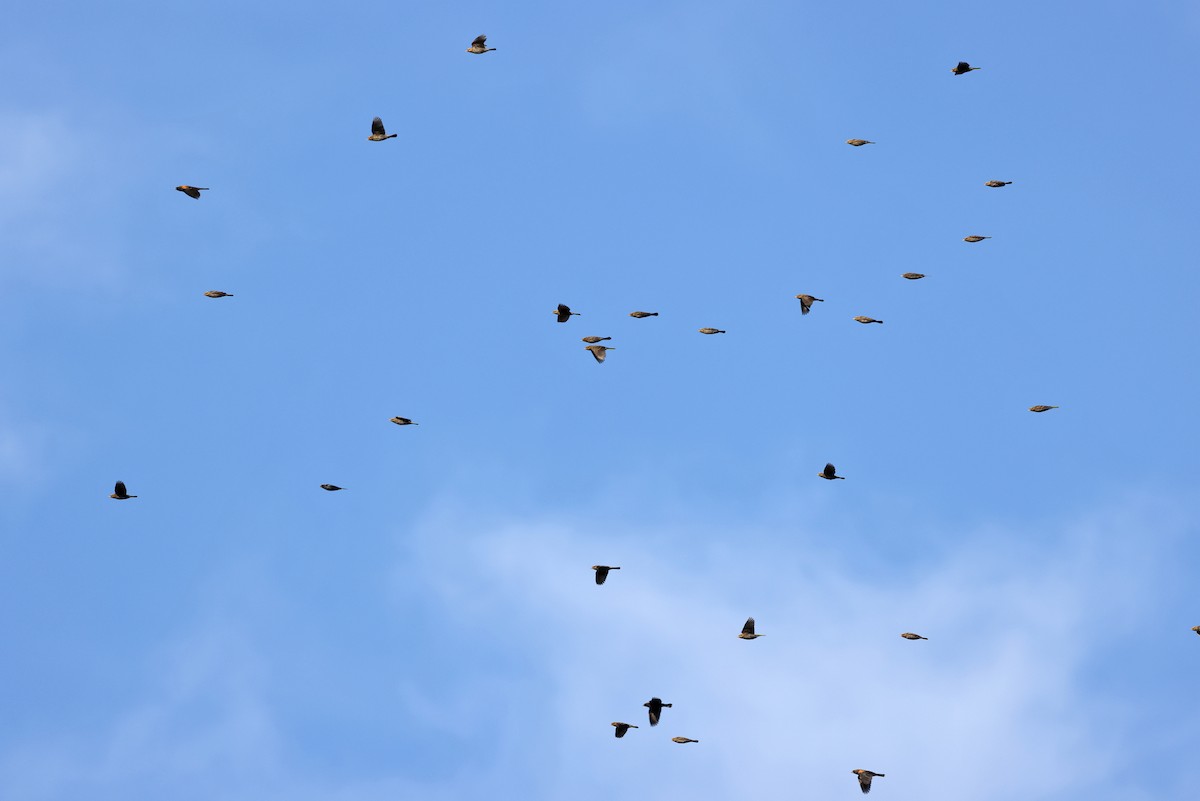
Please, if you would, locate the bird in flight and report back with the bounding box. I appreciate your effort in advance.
[1192,625,1200,636]
[555,303,579,323]
[901,273,925,280]
[952,61,981,75]
[846,139,874,146]
[204,291,234,298]
[592,565,620,585]
[671,737,699,744]
[698,328,725,335]
[368,117,398,141]
[819,463,845,481]
[985,180,1012,187]
[644,697,672,726]
[320,484,345,491]
[109,481,137,500]
[738,617,764,639]
[795,294,824,315]
[853,316,883,324]
[1028,405,1059,413]
[901,632,928,640]
[175,185,208,199]
[585,344,613,363]
[963,235,991,243]
[581,336,611,344]
[611,722,638,738]
[629,311,658,318]
[390,416,418,425]
[466,35,496,54]
[852,769,885,794]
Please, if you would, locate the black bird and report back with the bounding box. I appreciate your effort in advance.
[368,117,397,141]
[555,303,579,323]
[109,481,137,500]
[819,463,845,480]
[644,697,672,726]
[320,484,345,491]
[592,565,621,585]
[952,61,980,75]
[611,722,638,738]
[175,185,208,199]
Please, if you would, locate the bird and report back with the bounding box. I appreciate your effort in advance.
[203,291,234,298]
[901,632,928,640]
[1028,405,1059,413]
[795,294,824,314]
[581,336,611,344]
[109,480,136,500]
[466,35,496,54]
[175,185,208,199]
[671,737,699,744]
[952,61,981,75]
[963,235,991,243]
[819,463,845,480]
[738,617,764,639]
[585,345,613,363]
[901,273,925,280]
[698,328,725,335]
[611,722,638,738]
[853,316,883,324]
[390,416,418,425]
[555,303,579,323]
[320,484,345,491]
[592,565,621,585]
[985,180,1012,187]
[853,770,885,794]
[644,697,672,726]
[1192,625,1200,636]
[629,311,658,318]
[368,117,397,141]
[846,139,874,146]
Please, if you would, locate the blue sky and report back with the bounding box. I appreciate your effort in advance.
[2,1,1198,799]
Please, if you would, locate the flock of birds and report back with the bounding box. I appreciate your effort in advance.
[108,45,1197,796]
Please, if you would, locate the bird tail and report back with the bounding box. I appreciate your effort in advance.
[835,476,846,480]
[129,494,138,497]
[664,703,672,708]
[650,313,659,316]
[386,134,398,139]
[488,47,497,51]
[196,188,210,190]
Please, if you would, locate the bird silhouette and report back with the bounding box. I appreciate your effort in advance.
[671,737,699,744]
[985,180,1012,187]
[466,35,496,54]
[611,722,638,738]
[819,463,845,480]
[1028,406,1059,413]
[644,697,672,726]
[795,294,824,314]
[390,417,418,425]
[952,61,981,75]
[555,304,579,323]
[901,273,925,280]
[738,617,764,639]
[853,316,883,324]
[629,311,658,318]
[1192,625,1200,636]
[901,632,928,640]
[592,565,620,585]
[853,770,885,794]
[203,291,234,298]
[320,484,345,491]
[698,328,725,335]
[175,185,208,199]
[581,336,611,344]
[585,345,613,363]
[109,481,136,500]
[846,139,874,146]
[963,235,991,243]
[368,117,397,141]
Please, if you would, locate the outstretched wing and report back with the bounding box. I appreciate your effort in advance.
[114,481,127,496]
[595,566,610,584]
[823,463,837,479]
[371,117,386,136]
[589,346,606,363]
[955,61,970,72]
[742,617,755,636]
[472,35,488,48]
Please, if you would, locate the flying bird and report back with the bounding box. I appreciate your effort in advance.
[555,303,579,323]
[644,697,672,726]
[390,416,418,425]
[592,565,620,585]
[1192,625,1200,636]
[175,185,208,199]
[109,481,137,500]
[671,737,699,744]
[466,35,496,54]
[853,316,883,324]
[629,311,658,318]
[952,61,981,75]
[985,180,1012,187]
[846,139,874,146]
[819,463,845,480]
[581,336,611,344]
[738,617,764,639]
[585,344,613,363]
[795,294,824,314]
[368,117,397,141]
[204,291,234,298]
[320,484,345,491]
[611,722,638,738]
[901,273,925,280]
[698,328,725,335]
[1028,405,1059,413]
[963,235,991,243]
[853,770,885,794]
[901,632,928,640]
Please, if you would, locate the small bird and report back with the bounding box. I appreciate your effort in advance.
[175,185,208,199]
[846,139,874,146]
[555,303,579,323]
[390,416,418,425]
[1028,405,1059,413]
[952,61,981,75]
[671,737,699,744]
[320,484,345,491]
[738,617,764,639]
[581,336,611,344]
[795,294,824,315]
[629,311,658,318]
[852,770,885,794]
[644,697,672,726]
[901,632,928,640]
[368,117,397,141]
[963,235,991,243]
[203,291,233,298]
[585,344,613,363]
[819,463,845,480]
[611,722,638,738]
[901,273,925,280]
[109,480,137,500]
[698,328,725,335]
[592,565,621,585]
[1192,625,1200,636]
[985,180,1012,187]
[853,316,883,324]
[466,35,496,54]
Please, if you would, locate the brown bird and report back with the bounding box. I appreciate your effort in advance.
[203,291,233,298]
[1028,405,1059,413]
[368,117,397,141]
[671,737,699,744]
[698,328,725,335]
[738,617,764,639]
[901,273,925,280]
[109,480,137,500]
[555,303,579,323]
[585,344,613,363]
[985,180,1012,187]
[629,311,659,318]
[389,416,418,425]
[795,294,824,315]
[581,336,611,344]
[852,770,885,794]
[819,463,845,481]
[466,35,496,54]
[1192,625,1200,636]
[963,235,991,243]
[853,316,883,324]
[611,722,638,738]
[901,632,928,640]
[846,139,874,146]
[952,61,981,75]
[319,484,344,491]
[592,565,621,585]
[644,697,672,726]
[175,185,208,199]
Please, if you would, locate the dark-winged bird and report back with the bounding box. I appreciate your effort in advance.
[819,463,845,480]
[985,180,1012,187]
[109,481,137,500]
[901,632,928,640]
[698,327,725,334]
[555,303,579,323]
[390,416,418,425]
[592,565,620,585]
[581,336,611,344]
[738,617,764,639]
[629,311,658,318]
[846,139,874,146]
[853,316,883,324]
[320,484,344,491]
[952,61,980,75]
[1028,405,1059,413]
[585,344,613,363]
[612,722,638,738]
[671,737,699,744]
[368,117,397,141]
[466,35,496,54]
[963,235,991,243]
[795,294,824,314]
[644,697,672,726]
[853,770,885,793]
[901,273,925,280]
[175,185,209,199]
[204,291,233,298]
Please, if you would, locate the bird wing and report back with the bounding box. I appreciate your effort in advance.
[614,724,627,737]
[799,296,812,314]
[472,35,488,48]
[859,773,873,793]
[114,481,127,496]
[823,463,836,478]
[595,566,609,584]
[955,61,969,71]
[742,617,755,635]
[589,347,606,363]
[371,117,386,136]
[556,304,571,322]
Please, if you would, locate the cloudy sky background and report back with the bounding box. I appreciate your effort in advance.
[2,1,1198,799]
